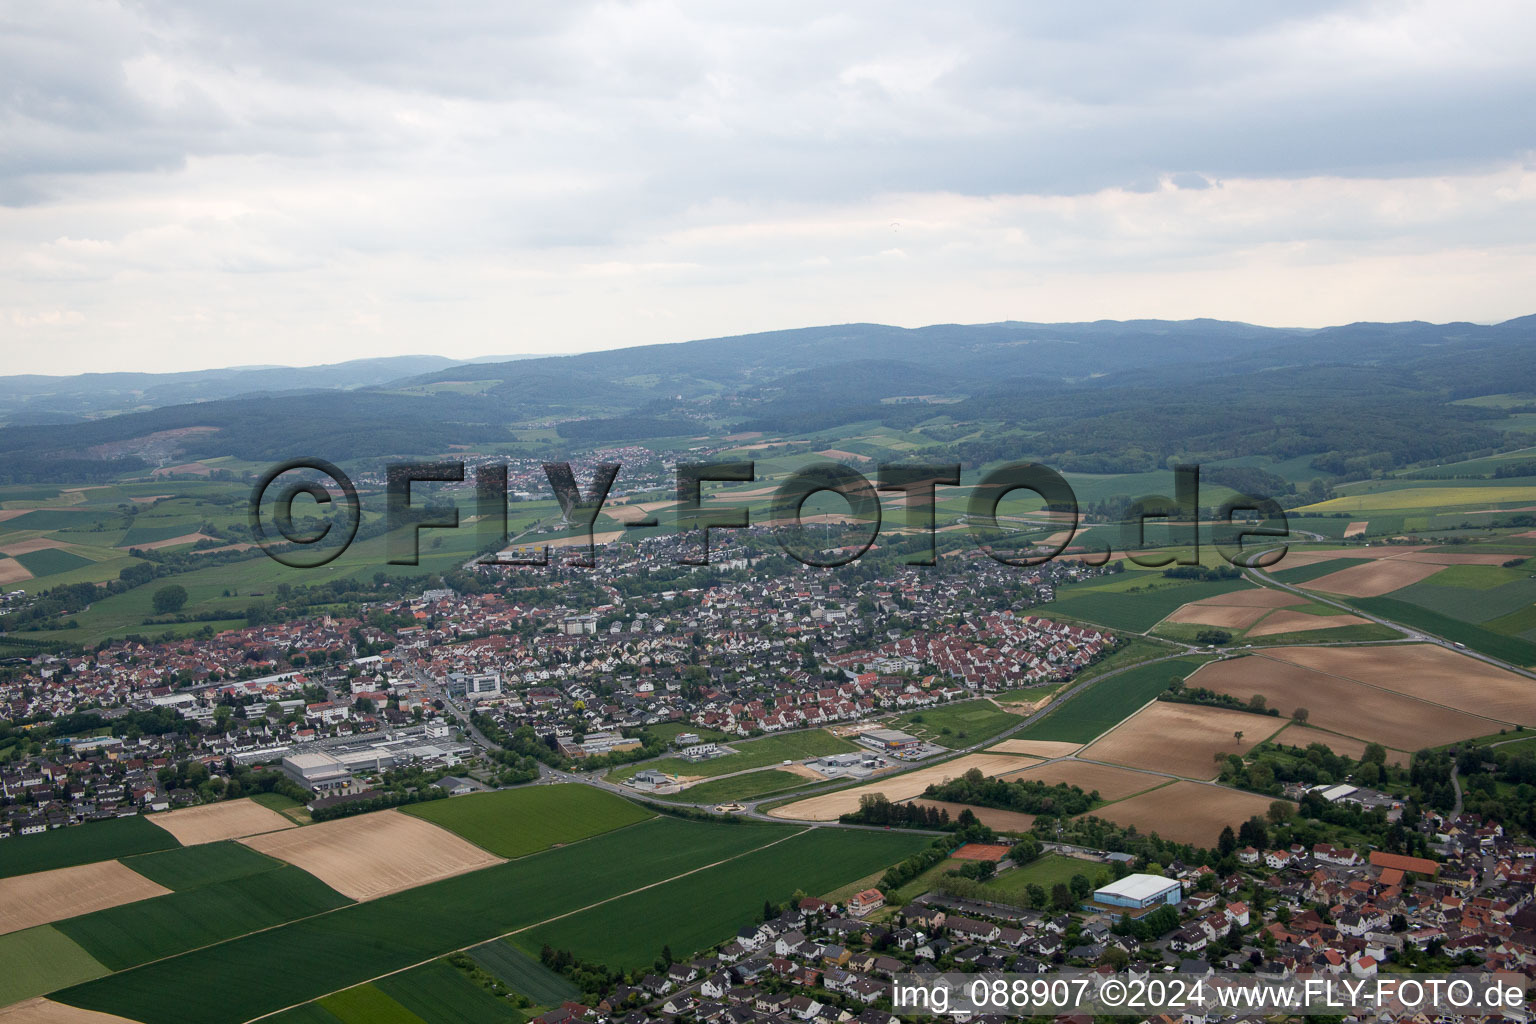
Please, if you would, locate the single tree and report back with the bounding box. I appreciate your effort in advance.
[152,584,188,614]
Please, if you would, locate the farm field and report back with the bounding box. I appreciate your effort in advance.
[514,827,929,969]
[373,959,530,1024]
[1351,597,1536,665]
[1001,759,1164,803]
[1270,557,1371,584]
[1185,653,1512,750]
[317,985,427,1024]
[0,815,179,879]
[0,999,141,1024]
[1046,574,1256,632]
[888,700,1022,746]
[662,770,813,804]
[241,809,504,901]
[55,863,352,971]
[400,785,652,858]
[1080,702,1288,781]
[468,939,581,1006]
[1246,607,1372,636]
[120,841,284,890]
[1013,655,1212,744]
[1304,559,1447,596]
[984,854,1110,900]
[1090,782,1284,846]
[609,729,858,783]
[51,817,798,1024]
[1257,645,1536,727]
[0,861,171,936]
[766,751,1039,821]
[1268,724,1410,766]
[0,927,110,1008]
[987,739,1082,758]
[143,799,294,846]
[1295,486,1536,513]
[902,799,1037,832]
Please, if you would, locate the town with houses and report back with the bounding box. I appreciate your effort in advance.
[1,535,1534,1022]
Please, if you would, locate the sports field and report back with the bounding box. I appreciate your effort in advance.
[983,854,1110,900]
[401,785,653,858]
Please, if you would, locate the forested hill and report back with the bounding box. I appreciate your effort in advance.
[0,315,1534,482]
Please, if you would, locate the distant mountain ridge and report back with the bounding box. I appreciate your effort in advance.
[0,316,1532,482]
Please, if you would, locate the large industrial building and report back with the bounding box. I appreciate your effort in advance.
[857,728,922,754]
[1089,874,1183,917]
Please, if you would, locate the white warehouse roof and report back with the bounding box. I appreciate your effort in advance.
[1094,873,1180,902]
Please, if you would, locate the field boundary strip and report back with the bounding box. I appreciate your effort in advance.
[241,826,813,1024]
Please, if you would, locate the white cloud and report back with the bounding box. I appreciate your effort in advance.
[0,1,1533,372]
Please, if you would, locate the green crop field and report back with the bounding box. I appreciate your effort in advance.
[375,958,530,1024]
[320,984,430,1024]
[1014,655,1210,743]
[1383,573,1536,625]
[52,817,796,1024]
[0,925,110,1007]
[1047,575,1256,632]
[401,784,653,858]
[122,840,285,890]
[1269,557,1370,584]
[265,1006,344,1024]
[655,769,813,804]
[890,699,1021,746]
[609,729,858,783]
[56,863,354,971]
[1352,596,1536,666]
[469,940,581,1006]
[14,547,96,576]
[516,828,931,969]
[983,854,1110,901]
[0,813,180,878]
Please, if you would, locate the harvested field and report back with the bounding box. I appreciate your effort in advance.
[0,862,171,936]
[1081,702,1285,781]
[240,810,503,901]
[815,449,869,462]
[0,538,72,556]
[1247,610,1369,636]
[0,999,142,1024]
[1394,551,1522,565]
[145,799,294,846]
[1344,521,1368,538]
[987,739,1082,758]
[1193,590,1305,608]
[1187,655,1509,749]
[1271,725,1409,766]
[0,559,32,583]
[952,842,1011,862]
[767,752,1038,821]
[1305,559,1446,596]
[1000,759,1163,802]
[1260,644,1536,727]
[902,800,1036,832]
[1089,782,1283,846]
[1162,603,1272,630]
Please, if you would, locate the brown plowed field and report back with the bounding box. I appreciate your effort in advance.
[0,862,170,936]
[999,759,1164,802]
[1187,655,1508,749]
[1080,702,1286,781]
[240,809,504,901]
[1304,559,1446,596]
[1260,645,1536,726]
[1090,782,1284,846]
[1246,610,1369,636]
[145,799,294,845]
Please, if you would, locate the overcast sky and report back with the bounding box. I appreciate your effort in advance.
[3,1,1535,374]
